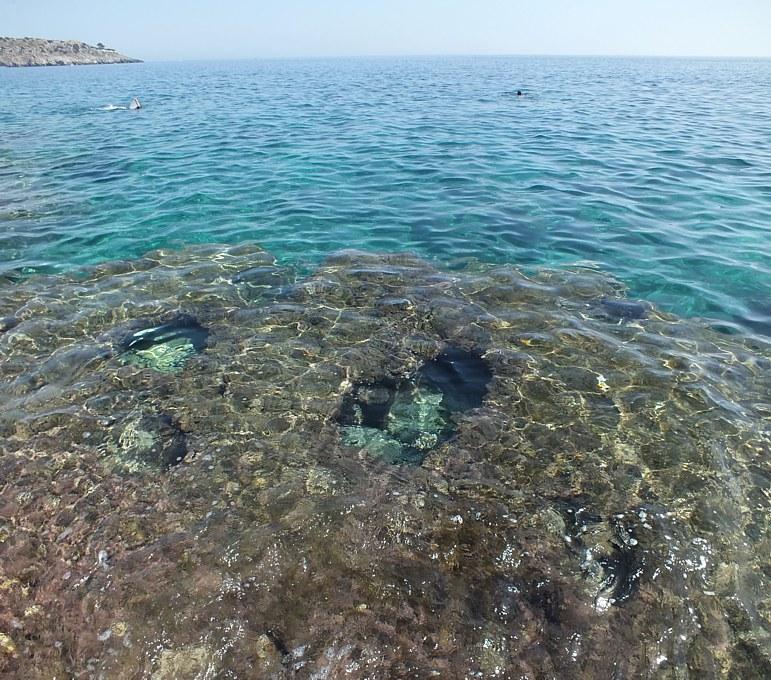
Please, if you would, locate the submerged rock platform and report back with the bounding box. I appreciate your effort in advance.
[0,37,141,67]
[0,243,769,678]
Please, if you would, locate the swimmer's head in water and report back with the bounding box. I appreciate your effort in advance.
[129,97,142,110]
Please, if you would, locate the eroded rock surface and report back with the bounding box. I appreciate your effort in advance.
[0,243,769,678]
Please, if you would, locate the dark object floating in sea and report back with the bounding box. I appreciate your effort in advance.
[117,413,188,469]
[598,298,648,321]
[120,313,209,373]
[338,347,492,465]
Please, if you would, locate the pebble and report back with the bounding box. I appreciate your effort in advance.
[0,633,16,655]
[97,550,110,569]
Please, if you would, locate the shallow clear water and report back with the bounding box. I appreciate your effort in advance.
[2,56,770,336]
[1,57,771,678]
[0,243,769,677]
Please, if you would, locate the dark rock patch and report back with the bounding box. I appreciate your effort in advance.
[338,380,397,431]
[117,413,188,469]
[0,315,20,333]
[597,534,645,604]
[232,265,290,288]
[120,313,208,353]
[119,313,209,373]
[417,347,493,413]
[598,298,649,321]
[338,347,492,464]
[556,500,650,608]
[374,297,414,316]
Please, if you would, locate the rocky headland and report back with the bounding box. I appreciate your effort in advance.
[0,37,141,67]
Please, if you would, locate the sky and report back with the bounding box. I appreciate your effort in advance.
[2,0,770,61]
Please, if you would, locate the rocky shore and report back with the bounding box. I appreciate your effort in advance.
[0,242,769,678]
[0,37,141,67]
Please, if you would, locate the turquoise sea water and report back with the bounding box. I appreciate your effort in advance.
[2,56,771,678]
[1,56,770,335]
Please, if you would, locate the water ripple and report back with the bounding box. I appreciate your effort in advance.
[1,56,770,337]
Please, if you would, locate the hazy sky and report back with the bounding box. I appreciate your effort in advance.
[2,0,770,61]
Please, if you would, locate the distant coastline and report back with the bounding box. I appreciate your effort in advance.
[0,37,141,67]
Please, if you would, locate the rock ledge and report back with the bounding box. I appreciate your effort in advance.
[0,37,142,67]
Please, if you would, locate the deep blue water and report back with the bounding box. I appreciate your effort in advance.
[1,56,770,335]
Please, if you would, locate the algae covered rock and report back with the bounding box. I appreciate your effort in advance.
[117,413,188,469]
[1,242,770,679]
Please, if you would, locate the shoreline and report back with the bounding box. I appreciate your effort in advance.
[0,37,141,67]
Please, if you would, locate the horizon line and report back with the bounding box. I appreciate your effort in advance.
[133,51,771,62]
[3,37,770,61]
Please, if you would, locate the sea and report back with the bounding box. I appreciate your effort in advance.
[1,57,770,678]
[1,56,770,335]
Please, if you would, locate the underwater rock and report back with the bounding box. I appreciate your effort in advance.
[0,316,20,333]
[152,645,212,680]
[9,344,112,397]
[117,413,188,469]
[374,297,414,315]
[3,243,771,678]
[0,632,16,655]
[598,298,649,320]
[231,265,290,288]
[120,314,209,373]
[273,278,342,303]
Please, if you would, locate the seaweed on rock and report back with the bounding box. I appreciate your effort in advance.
[116,413,188,470]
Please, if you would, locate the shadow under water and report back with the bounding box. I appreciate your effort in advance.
[337,348,492,465]
[0,242,769,679]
